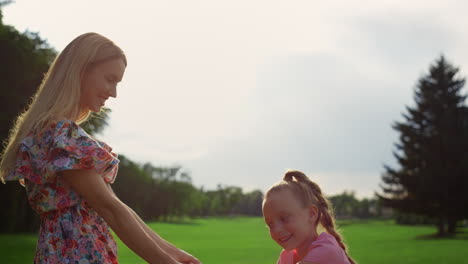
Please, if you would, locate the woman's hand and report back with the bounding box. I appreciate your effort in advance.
[173,249,201,264]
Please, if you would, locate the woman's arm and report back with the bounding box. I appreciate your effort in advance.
[125,204,200,264]
[61,169,179,264]
[107,185,201,264]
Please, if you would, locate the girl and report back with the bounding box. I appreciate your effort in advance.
[263,170,355,264]
[0,32,200,264]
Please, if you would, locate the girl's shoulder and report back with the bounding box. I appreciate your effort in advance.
[313,232,340,247]
[278,249,295,264]
[303,232,350,264]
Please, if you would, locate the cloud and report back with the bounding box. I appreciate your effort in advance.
[179,53,400,196]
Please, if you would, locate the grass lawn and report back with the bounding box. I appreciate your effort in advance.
[1,218,467,264]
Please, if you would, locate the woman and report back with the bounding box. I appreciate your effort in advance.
[0,32,200,264]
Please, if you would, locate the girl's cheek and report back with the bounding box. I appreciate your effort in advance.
[268,229,275,239]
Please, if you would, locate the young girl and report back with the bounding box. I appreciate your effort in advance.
[0,32,200,264]
[263,170,355,264]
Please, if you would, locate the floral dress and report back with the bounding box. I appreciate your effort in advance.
[5,120,120,264]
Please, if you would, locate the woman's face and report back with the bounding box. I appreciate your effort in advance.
[81,58,126,112]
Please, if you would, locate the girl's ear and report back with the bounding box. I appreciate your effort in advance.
[308,205,319,223]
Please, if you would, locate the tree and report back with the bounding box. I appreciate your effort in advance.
[328,191,360,219]
[81,108,112,135]
[378,55,468,236]
[0,3,57,232]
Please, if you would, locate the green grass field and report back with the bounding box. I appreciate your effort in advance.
[1,218,467,264]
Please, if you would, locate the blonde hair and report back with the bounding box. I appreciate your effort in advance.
[265,170,356,264]
[0,32,126,183]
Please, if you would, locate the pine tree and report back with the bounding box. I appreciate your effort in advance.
[379,55,468,236]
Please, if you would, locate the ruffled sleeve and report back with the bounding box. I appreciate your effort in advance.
[3,137,34,184]
[46,120,119,184]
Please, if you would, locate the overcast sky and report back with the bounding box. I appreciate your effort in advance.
[4,0,468,198]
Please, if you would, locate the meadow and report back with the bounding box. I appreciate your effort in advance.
[1,218,467,264]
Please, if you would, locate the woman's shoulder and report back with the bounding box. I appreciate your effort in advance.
[50,119,113,152]
[30,119,80,138]
[49,119,94,141]
[52,119,84,134]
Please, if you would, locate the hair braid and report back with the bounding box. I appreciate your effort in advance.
[317,195,356,264]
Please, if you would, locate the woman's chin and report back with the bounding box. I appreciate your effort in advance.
[90,105,102,112]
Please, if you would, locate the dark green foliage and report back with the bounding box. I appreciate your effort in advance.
[394,212,437,225]
[112,159,265,221]
[81,108,111,135]
[378,56,468,235]
[328,191,382,219]
[232,190,264,216]
[0,7,56,232]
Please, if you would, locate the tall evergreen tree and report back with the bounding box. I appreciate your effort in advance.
[379,55,468,235]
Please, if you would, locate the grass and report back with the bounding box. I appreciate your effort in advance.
[341,219,468,264]
[1,218,467,264]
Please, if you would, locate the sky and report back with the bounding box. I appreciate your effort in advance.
[4,0,468,198]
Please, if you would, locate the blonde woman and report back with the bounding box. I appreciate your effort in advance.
[0,32,200,264]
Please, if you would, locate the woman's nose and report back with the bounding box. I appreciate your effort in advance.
[109,85,117,98]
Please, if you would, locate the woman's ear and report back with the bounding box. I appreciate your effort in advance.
[308,205,319,223]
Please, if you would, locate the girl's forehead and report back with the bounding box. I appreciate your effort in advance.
[263,189,302,211]
[268,187,297,201]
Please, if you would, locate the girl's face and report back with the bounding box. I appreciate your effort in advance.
[81,58,126,112]
[263,188,318,253]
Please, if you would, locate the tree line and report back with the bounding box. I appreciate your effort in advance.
[112,157,265,222]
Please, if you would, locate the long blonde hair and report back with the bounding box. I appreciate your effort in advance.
[0,32,126,183]
[265,170,356,264]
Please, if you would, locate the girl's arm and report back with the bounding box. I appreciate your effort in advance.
[61,169,180,264]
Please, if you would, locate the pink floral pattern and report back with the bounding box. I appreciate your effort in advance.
[6,120,120,263]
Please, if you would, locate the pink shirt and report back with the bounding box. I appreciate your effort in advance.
[277,232,351,264]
